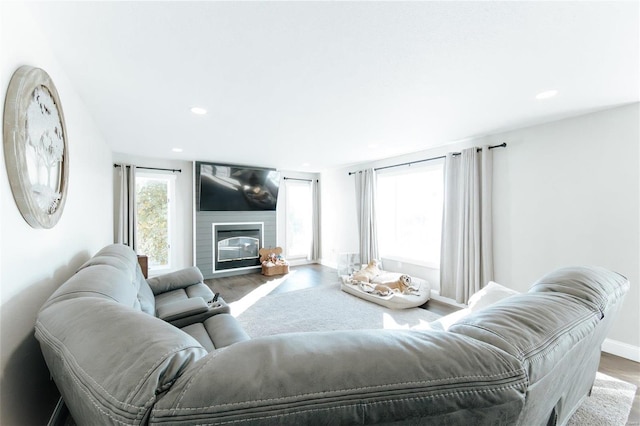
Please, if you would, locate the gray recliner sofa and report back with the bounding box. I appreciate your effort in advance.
[35,244,629,425]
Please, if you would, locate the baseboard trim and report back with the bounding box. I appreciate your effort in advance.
[319,258,337,270]
[602,338,640,362]
[428,290,467,309]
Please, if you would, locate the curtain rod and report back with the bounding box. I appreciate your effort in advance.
[283,177,318,182]
[113,164,182,173]
[348,142,506,175]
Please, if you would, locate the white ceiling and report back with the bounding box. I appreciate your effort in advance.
[26,1,639,172]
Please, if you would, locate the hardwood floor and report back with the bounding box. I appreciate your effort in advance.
[206,263,640,424]
[599,352,640,424]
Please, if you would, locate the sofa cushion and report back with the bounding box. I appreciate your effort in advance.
[181,323,216,352]
[155,288,188,307]
[203,314,251,348]
[157,297,209,322]
[181,314,250,352]
[186,282,215,301]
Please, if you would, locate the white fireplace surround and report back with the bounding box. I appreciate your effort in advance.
[212,222,264,274]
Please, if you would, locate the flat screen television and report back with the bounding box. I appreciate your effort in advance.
[196,162,280,211]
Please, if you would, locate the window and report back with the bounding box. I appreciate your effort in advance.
[376,161,444,267]
[284,179,313,259]
[135,172,176,273]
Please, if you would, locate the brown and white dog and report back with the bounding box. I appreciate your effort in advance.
[372,274,413,295]
[352,260,381,283]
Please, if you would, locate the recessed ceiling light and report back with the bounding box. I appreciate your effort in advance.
[190,106,207,115]
[172,148,183,153]
[535,90,558,100]
[302,162,311,167]
[367,143,379,149]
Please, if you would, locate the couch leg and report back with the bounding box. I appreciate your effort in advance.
[47,396,70,426]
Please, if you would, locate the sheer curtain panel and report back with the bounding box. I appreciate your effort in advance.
[440,146,494,304]
[354,168,379,264]
[115,164,137,250]
[311,179,321,261]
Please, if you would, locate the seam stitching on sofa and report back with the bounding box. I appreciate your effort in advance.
[47,290,120,305]
[35,321,151,424]
[153,383,526,422]
[520,310,597,356]
[125,343,208,403]
[452,323,523,358]
[36,319,201,413]
[525,314,599,364]
[160,369,527,412]
[174,348,225,410]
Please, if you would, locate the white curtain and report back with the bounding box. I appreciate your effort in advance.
[440,146,494,304]
[115,164,137,250]
[310,179,321,261]
[354,168,379,264]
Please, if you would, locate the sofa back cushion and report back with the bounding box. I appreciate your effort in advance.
[529,266,629,316]
[40,265,139,311]
[449,293,599,382]
[78,243,156,315]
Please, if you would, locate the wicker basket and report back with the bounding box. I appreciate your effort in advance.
[259,247,289,276]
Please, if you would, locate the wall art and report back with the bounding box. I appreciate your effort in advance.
[3,66,69,228]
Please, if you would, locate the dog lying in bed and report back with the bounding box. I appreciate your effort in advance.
[362,274,416,296]
[351,261,417,296]
[351,260,382,283]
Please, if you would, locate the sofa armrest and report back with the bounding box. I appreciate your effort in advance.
[151,330,527,424]
[146,266,204,295]
[168,298,231,328]
[156,297,209,322]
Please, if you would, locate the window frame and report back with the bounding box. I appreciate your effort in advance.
[135,170,177,275]
[375,159,444,270]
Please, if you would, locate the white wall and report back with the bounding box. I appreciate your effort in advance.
[490,103,639,353]
[112,154,194,271]
[0,3,114,424]
[319,166,359,268]
[321,103,639,356]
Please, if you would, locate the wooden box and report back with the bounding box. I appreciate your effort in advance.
[261,263,290,276]
[259,247,289,276]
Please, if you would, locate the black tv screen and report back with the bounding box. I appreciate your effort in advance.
[197,162,280,211]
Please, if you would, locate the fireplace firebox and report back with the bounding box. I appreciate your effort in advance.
[212,222,264,272]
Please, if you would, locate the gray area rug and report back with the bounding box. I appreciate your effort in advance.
[232,284,636,424]
[232,283,439,337]
[568,372,636,426]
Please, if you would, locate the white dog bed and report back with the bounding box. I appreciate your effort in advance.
[341,273,430,310]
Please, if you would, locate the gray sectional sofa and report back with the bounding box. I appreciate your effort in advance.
[35,244,629,425]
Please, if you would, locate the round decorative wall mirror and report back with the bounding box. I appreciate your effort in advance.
[3,66,69,228]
